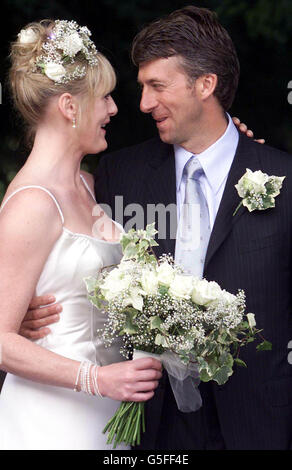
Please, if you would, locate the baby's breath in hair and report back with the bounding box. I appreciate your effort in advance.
[30,20,99,84]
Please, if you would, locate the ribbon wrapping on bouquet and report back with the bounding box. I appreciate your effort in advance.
[133,350,202,413]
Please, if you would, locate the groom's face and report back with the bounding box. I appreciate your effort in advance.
[138,56,202,151]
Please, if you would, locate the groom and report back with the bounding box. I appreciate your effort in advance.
[19,6,292,449]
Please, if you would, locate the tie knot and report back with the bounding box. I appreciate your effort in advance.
[184,157,203,180]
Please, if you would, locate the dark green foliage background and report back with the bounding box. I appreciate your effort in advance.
[0,0,291,201]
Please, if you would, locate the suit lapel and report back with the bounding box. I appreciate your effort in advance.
[144,141,177,258]
[204,133,261,271]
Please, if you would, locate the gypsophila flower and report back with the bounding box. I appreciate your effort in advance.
[31,20,99,84]
[59,31,83,57]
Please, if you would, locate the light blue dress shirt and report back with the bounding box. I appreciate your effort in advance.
[174,113,239,229]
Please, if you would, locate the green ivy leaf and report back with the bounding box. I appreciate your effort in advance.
[84,276,97,294]
[246,336,256,343]
[199,368,212,382]
[256,340,272,351]
[150,316,163,330]
[87,294,102,309]
[158,285,169,296]
[120,308,139,335]
[155,333,169,348]
[150,239,159,247]
[123,242,138,258]
[146,223,158,238]
[234,358,247,368]
[120,236,132,251]
[217,331,230,345]
[212,364,234,385]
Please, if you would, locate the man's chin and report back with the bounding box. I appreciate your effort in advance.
[157,130,173,145]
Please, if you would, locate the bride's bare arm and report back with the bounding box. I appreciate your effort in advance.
[0,189,161,399]
[0,189,80,388]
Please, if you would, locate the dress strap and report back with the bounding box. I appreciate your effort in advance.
[0,185,65,224]
[80,173,96,202]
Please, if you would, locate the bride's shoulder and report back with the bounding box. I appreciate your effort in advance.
[0,183,63,237]
[0,184,64,277]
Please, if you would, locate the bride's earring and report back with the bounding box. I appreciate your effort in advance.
[72,117,76,128]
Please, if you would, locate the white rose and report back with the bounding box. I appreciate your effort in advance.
[118,260,136,273]
[18,28,38,44]
[61,32,83,57]
[101,269,132,300]
[219,290,237,305]
[236,169,268,197]
[157,262,175,287]
[141,270,159,295]
[247,313,256,328]
[101,268,121,286]
[246,169,269,188]
[44,63,66,82]
[168,274,194,300]
[191,279,222,306]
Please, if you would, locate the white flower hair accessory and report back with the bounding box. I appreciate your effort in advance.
[32,20,99,84]
[233,168,285,216]
[18,27,38,44]
[44,63,66,82]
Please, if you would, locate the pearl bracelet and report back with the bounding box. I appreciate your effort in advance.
[74,361,103,397]
[92,365,103,398]
[73,361,84,392]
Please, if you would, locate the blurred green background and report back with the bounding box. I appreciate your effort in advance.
[0,0,291,202]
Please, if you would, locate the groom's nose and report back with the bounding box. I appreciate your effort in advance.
[140,87,157,114]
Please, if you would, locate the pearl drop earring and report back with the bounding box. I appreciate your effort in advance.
[72,118,76,128]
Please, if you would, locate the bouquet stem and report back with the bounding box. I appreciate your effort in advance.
[103,401,145,448]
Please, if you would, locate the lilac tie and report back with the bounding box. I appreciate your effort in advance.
[175,156,211,277]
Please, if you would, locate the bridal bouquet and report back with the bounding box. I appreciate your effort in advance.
[85,224,271,448]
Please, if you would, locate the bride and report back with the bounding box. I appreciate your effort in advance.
[0,19,162,450]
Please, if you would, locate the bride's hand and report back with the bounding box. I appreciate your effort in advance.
[19,294,62,339]
[98,358,162,402]
[232,116,265,144]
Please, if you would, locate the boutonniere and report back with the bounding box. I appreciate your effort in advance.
[233,168,285,216]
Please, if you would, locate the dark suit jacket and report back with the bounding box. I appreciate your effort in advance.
[95,133,292,450]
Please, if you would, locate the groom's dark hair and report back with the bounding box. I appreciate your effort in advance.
[131,5,240,111]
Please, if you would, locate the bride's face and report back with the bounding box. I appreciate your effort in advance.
[78,93,118,154]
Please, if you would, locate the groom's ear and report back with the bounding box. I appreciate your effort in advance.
[195,74,218,102]
[57,93,78,123]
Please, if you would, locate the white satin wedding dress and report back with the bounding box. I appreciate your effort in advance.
[0,175,129,450]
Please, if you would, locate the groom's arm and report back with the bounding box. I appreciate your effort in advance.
[18,295,62,339]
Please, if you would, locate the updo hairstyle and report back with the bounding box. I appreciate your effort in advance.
[9,20,116,140]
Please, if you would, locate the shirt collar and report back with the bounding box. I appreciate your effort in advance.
[174,113,239,194]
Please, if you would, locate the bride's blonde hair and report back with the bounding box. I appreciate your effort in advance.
[9,19,116,143]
